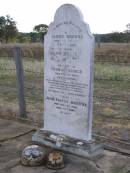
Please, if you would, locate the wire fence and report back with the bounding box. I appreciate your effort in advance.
[0,46,130,125]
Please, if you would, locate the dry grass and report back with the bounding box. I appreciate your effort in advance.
[0,43,43,59]
[0,43,130,140]
[0,56,130,122]
[95,43,130,63]
[0,43,130,63]
[0,43,130,117]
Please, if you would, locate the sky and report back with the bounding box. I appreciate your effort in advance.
[0,0,129,34]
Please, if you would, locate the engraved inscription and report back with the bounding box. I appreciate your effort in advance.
[45,21,89,116]
[44,4,94,140]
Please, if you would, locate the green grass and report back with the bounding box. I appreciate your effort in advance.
[0,57,130,122]
[95,62,130,81]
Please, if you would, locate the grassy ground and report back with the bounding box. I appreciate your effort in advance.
[94,63,130,120]
[95,63,130,80]
[0,56,130,121]
[0,56,44,122]
[0,57,130,143]
[0,44,130,142]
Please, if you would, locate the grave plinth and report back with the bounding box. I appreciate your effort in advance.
[32,4,103,158]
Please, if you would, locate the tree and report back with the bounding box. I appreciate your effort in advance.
[126,23,130,33]
[0,15,18,43]
[33,24,48,42]
[124,24,130,42]
[29,32,39,42]
[0,16,6,42]
[16,32,30,43]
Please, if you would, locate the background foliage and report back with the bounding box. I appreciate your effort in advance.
[0,15,130,44]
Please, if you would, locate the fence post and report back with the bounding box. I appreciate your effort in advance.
[14,47,27,118]
[97,36,101,48]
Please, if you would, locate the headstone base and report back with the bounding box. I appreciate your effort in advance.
[32,130,103,158]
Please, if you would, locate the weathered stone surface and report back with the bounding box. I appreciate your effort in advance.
[43,3,94,141]
[32,4,103,158]
[32,130,103,158]
[21,145,46,166]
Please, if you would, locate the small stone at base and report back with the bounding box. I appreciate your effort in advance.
[21,145,46,166]
[77,141,84,145]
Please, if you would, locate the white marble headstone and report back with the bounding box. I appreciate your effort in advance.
[43,4,94,141]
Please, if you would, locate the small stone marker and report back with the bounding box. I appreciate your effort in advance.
[21,145,46,166]
[32,4,103,158]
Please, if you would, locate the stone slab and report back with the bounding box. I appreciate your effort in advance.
[32,130,103,158]
[43,4,94,141]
